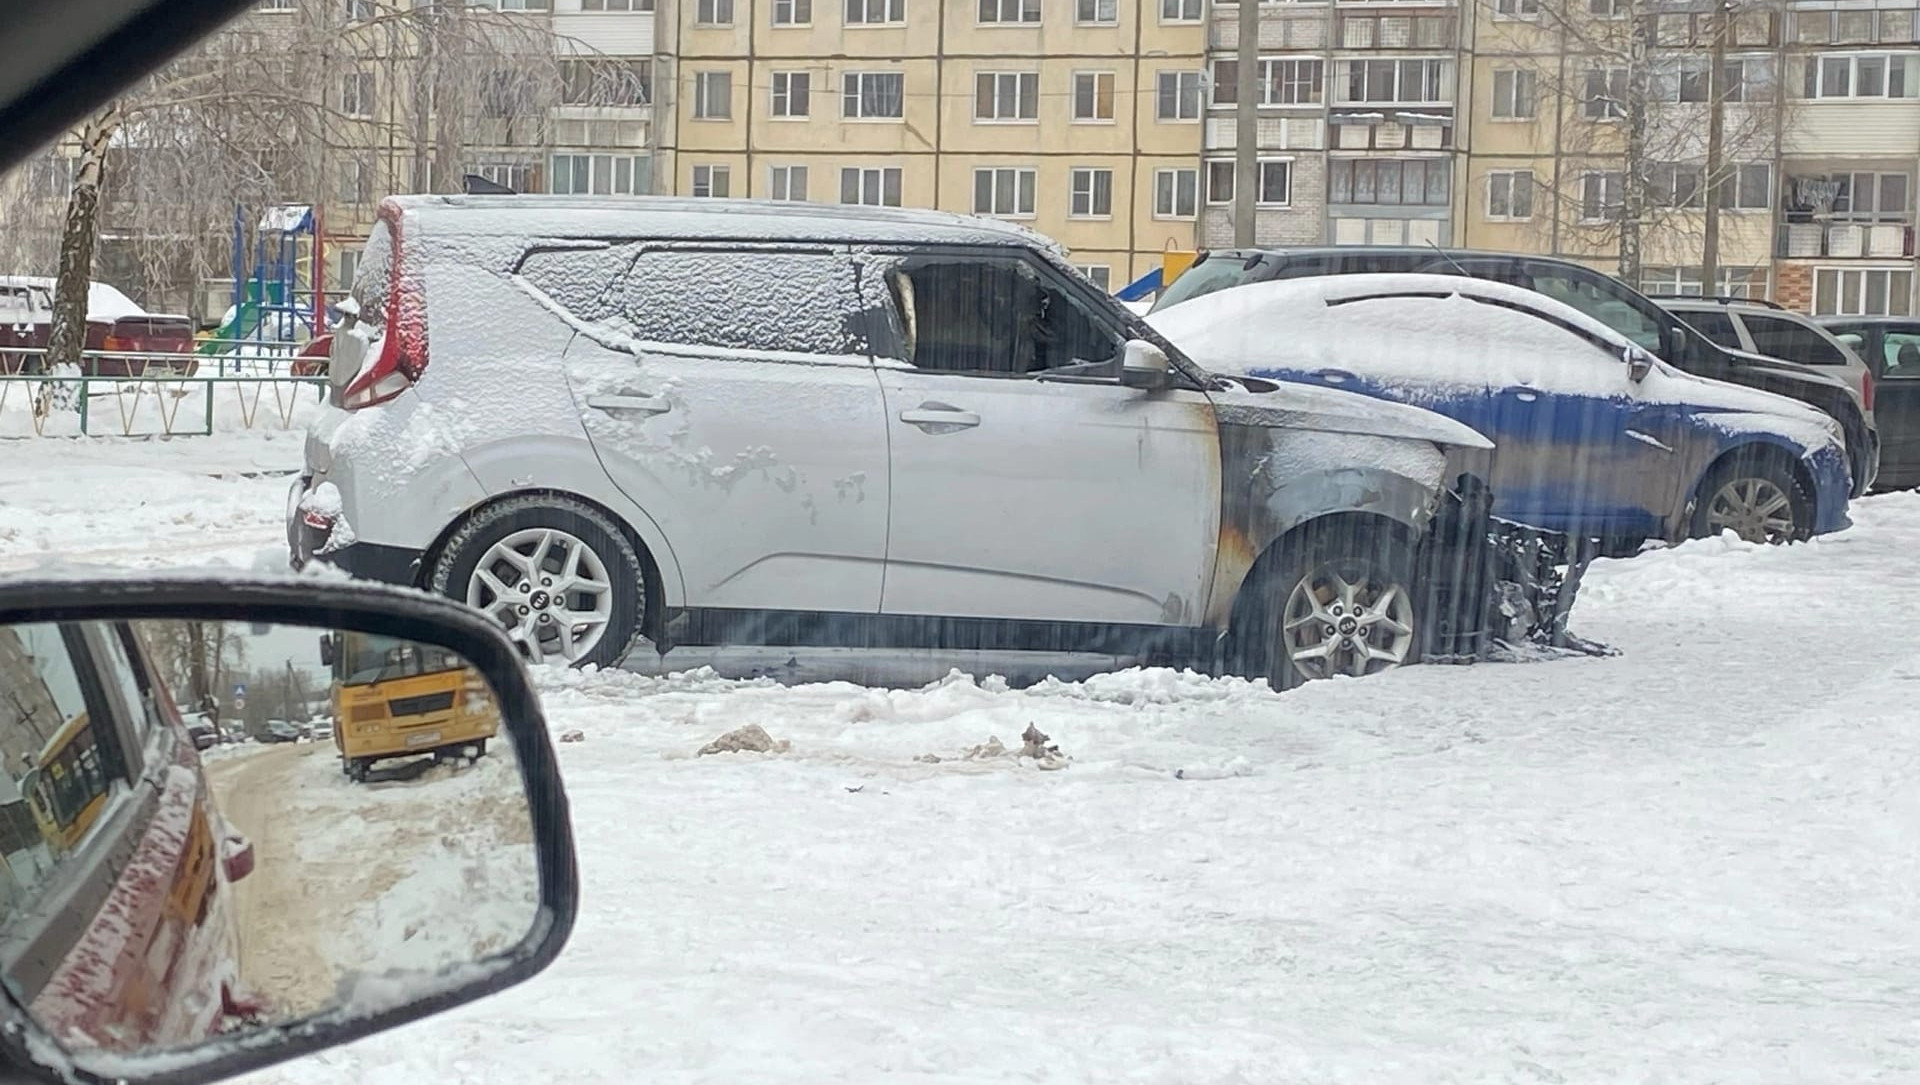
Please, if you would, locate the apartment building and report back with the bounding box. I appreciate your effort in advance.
[652,0,1208,287]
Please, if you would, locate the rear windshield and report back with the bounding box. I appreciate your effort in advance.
[1150,255,1265,312]
[351,219,396,326]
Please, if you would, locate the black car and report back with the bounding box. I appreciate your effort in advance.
[1153,247,1878,497]
[1818,317,1920,490]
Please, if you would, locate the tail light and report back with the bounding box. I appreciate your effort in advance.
[102,334,133,353]
[1862,369,1875,412]
[341,204,427,410]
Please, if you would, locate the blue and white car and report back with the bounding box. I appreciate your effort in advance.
[1150,273,1852,548]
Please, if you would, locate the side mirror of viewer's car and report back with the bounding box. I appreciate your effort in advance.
[1120,339,1172,390]
[0,573,576,1085]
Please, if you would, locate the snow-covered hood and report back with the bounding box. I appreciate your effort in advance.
[1207,375,1494,451]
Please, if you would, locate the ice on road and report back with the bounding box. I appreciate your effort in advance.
[3,431,1915,1083]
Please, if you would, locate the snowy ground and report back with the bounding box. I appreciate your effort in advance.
[2,431,1917,1083]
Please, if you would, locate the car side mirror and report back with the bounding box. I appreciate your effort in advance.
[1626,346,1656,383]
[1121,339,1171,390]
[0,575,576,1085]
[1664,323,1689,363]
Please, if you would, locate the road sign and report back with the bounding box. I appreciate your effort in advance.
[233,683,246,698]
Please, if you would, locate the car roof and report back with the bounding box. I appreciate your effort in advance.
[385,194,1057,252]
[1200,245,1608,272]
[1815,314,1920,325]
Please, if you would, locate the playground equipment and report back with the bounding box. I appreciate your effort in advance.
[197,205,326,371]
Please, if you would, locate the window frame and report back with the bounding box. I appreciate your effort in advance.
[972,166,1040,217]
[1071,70,1118,122]
[693,70,734,120]
[1486,169,1534,220]
[1076,0,1118,24]
[1153,166,1200,218]
[1155,70,1205,121]
[977,0,1043,24]
[691,163,732,198]
[1069,167,1115,218]
[768,164,809,201]
[771,0,812,24]
[1490,67,1537,119]
[695,0,735,25]
[842,71,907,120]
[974,71,1041,123]
[770,70,812,118]
[841,165,905,206]
[844,0,906,25]
[1580,170,1625,222]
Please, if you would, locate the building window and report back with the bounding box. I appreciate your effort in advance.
[1491,68,1536,119]
[1156,71,1205,120]
[1786,171,1911,221]
[842,166,903,205]
[1073,71,1117,121]
[257,0,295,11]
[1153,167,1199,217]
[473,162,537,193]
[582,0,654,9]
[1581,170,1624,221]
[1494,0,1538,18]
[978,0,1041,23]
[346,0,374,19]
[1078,265,1113,291]
[1076,0,1117,23]
[973,167,1038,216]
[1204,159,1293,206]
[975,72,1040,121]
[1161,0,1203,21]
[1815,267,1913,315]
[1210,58,1324,106]
[696,0,734,24]
[769,165,808,200]
[1328,158,1450,205]
[1641,266,1769,299]
[1340,58,1449,104]
[473,0,549,8]
[341,71,374,118]
[1805,54,1919,99]
[843,72,906,118]
[1722,163,1771,210]
[772,0,811,22]
[1069,167,1114,217]
[1649,162,1705,209]
[1587,0,1623,16]
[1581,67,1628,118]
[694,71,733,119]
[339,160,374,204]
[1487,169,1533,219]
[771,71,811,117]
[845,0,905,23]
[552,154,650,195]
[691,165,732,198]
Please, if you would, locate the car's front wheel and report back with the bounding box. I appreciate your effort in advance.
[1250,521,1420,691]
[1690,453,1811,545]
[429,495,647,669]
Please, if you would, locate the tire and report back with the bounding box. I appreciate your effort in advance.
[1242,520,1421,692]
[429,494,646,670]
[1689,452,1811,545]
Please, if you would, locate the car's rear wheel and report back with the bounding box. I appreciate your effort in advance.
[430,495,646,670]
[1249,521,1419,691]
[1690,453,1811,544]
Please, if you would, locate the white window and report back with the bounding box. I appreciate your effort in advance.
[1805,54,1920,99]
[1649,162,1706,209]
[841,166,903,205]
[1157,71,1205,119]
[1723,163,1771,210]
[975,72,1040,121]
[256,0,295,11]
[473,0,549,8]
[1078,265,1113,291]
[696,0,734,24]
[1077,0,1117,23]
[1815,267,1914,315]
[694,71,733,119]
[1161,0,1203,21]
[843,72,906,118]
[1340,58,1450,104]
[1721,57,1772,103]
[1154,167,1199,217]
[1491,68,1536,119]
[845,0,905,23]
[1073,71,1116,121]
[1581,170,1623,221]
[1210,58,1326,106]
[973,167,1038,216]
[1583,67,1628,118]
[1204,159,1293,206]
[1494,0,1539,18]
[771,0,811,23]
[1640,266,1769,299]
[771,71,811,117]
[1587,0,1623,16]
[1069,167,1114,217]
[1487,169,1533,219]
[1329,159,1451,205]
[341,71,374,118]
[691,164,731,198]
[978,0,1041,22]
[582,0,655,9]
[769,165,809,200]
[346,0,374,19]
[551,154,650,195]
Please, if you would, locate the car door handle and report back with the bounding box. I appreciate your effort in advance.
[586,392,670,415]
[1313,368,1357,385]
[899,404,981,430]
[1504,388,1541,403]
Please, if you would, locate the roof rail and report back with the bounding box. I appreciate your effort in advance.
[1646,293,1785,310]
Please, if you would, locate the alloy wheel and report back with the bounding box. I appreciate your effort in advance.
[465,527,615,664]
[1281,564,1415,680]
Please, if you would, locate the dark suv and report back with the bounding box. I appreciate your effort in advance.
[1152,248,1878,496]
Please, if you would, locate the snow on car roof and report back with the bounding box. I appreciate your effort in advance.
[384,194,1052,251]
[0,275,148,319]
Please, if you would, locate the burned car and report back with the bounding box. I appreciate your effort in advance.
[289,195,1594,687]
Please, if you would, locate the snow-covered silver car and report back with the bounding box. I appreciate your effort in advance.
[288,195,1576,688]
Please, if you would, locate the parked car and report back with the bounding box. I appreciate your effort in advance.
[1816,317,1920,491]
[288,195,1594,688]
[1150,274,1853,549]
[257,719,302,744]
[1150,248,1877,497]
[1653,296,1878,493]
[0,275,198,378]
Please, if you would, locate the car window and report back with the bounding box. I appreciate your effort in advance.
[1525,268,1666,353]
[883,256,1120,377]
[1740,314,1851,366]
[1883,332,1920,379]
[1151,254,1263,312]
[1674,309,1745,352]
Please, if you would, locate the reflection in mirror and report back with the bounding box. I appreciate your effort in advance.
[0,619,535,1061]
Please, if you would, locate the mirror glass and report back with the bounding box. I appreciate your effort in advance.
[0,618,535,1062]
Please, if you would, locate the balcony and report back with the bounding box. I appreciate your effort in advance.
[1775,221,1915,259]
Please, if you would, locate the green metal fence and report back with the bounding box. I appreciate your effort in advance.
[0,346,327,437]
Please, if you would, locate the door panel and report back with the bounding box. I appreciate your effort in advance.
[1874,328,1920,486]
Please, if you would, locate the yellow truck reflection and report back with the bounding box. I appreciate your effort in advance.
[319,632,498,782]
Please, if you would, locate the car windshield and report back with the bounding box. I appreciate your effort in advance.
[2,2,1913,1082]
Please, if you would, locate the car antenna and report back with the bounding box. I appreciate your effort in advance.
[1425,239,1470,277]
